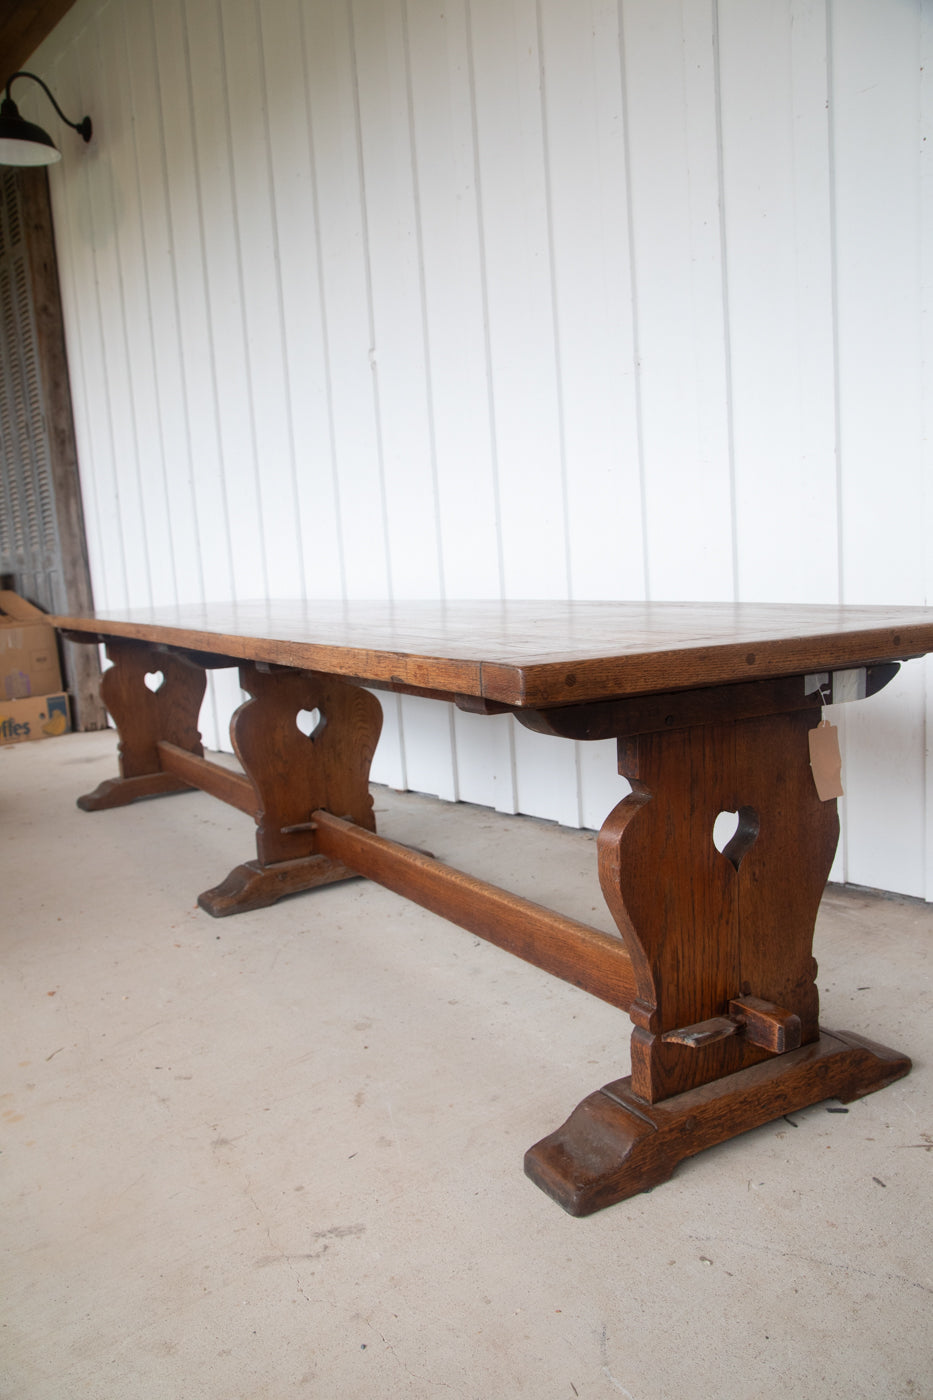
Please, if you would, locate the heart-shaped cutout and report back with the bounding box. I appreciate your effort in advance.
[144,670,165,693]
[296,707,326,740]
[713,806,759,870]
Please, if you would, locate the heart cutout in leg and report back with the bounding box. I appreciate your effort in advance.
[713,806,759,870]
[144,671,165,693]
[296,707,326,741]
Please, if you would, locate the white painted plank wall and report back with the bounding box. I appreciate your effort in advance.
[25,0,933,896]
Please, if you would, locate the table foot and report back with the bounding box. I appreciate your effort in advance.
[524,1029,911,1216]
[198,853,361,917]
[77,773,194,810]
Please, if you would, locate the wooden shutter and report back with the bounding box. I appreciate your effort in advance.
[0,167,104,727]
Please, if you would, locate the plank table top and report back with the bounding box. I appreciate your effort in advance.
[55,598,933,708]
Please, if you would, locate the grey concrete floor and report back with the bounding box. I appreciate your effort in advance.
[2,728,932,1400]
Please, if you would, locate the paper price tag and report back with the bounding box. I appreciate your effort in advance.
[809,720,844,801]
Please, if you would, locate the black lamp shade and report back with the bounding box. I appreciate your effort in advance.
[0,96,61,166]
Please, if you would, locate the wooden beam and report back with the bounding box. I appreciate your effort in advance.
[311,809,636,1011]
[0,2,79,79]
[18,167,106,730]
[157,741,257,817]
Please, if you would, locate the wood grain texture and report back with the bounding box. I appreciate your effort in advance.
[197,853,361,918]
[55,599,933,706]
[156,741,256,816]
[75,639,205,810]
[524,1029,912,1215]
[229,663,384,868]
[312,808,637,1010]
[0,0,77,76]
[16,168,106,731]
[599,707,837,1102]
[68,621,914,1210]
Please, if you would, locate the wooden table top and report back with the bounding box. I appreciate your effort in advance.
[55,599,933,707]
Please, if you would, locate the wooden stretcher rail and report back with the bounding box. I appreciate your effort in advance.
[154,735,637,1012]
[311,809,637,1011]
[157,741,257,815]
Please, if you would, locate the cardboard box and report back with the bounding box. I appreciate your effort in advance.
[0,692,71,745]
[0,590,62,700]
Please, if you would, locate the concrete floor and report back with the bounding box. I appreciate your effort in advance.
[2,728,932,1400]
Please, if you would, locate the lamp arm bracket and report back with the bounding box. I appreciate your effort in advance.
[4,70,91,141]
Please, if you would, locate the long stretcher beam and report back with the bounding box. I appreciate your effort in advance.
[311,809,637,1011]
[154,740,635,1010]
[157,741,257,816]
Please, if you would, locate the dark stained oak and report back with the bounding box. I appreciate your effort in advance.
[58,600,932,1213]
[524,1030,911,1215]
[311,809,637,1009]
[55,598,933,706]
[599,707,837,1103]
[76,640,206,810]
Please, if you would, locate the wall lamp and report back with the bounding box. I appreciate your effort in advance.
[0,71,92,166]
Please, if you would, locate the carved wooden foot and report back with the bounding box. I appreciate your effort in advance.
[77,772,195,810]
[524,1029,911,1215]
[198,853,361,917]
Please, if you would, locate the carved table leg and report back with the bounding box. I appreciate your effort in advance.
[524,707,911,1214]
[77,640,206,810]
[197,664,384,916]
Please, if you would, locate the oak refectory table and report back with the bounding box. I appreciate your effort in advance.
[55,600,933,1215]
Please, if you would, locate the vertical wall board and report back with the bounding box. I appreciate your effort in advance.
[200,667,244,758]
[351,0,442,602]
[122,0,203,605]
[259,0,345,600]
[836,664,927,899]
[537,0,644,601]
[829,699,848,887]
[828,1,926,896]
[922,7,933,903]
[513,720,581,828]
[93,10,181,607]
[302,0,390,600]
[147,0,234,604]
[822,697,848,885]
[405,0,502,599]
[220,0,305,599]
[620,0,735,601]
[452,708,518,814]
[468,0,568,600]
[468,0,578,830]
[398,694,458,802]
[924,662,933,903]
[578,737,631,834]
[718,0,839,603]
[40,49,129,610]
[37,58,107,610]
[65,23,140,603]
[370,690,407,790]
[71,24,154,608]
[450,707,499,811]
[183,0,267,602]
[832,0,924,606]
